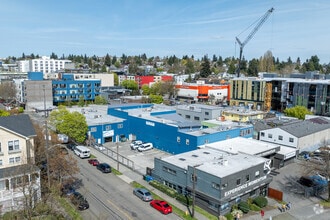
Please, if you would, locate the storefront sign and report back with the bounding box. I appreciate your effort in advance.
[146,121,155,127]
[224,176,267,197]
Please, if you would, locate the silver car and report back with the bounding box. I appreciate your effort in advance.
[133,188,153,202]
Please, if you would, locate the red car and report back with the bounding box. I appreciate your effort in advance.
[88,158,99,166]
[150,200,172,215]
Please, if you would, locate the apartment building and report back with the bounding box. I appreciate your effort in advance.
[17,56,73,74]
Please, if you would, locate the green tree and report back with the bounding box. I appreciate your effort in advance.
[121,80,138,91]
[284,106,313,120]
[200,56,211,78]
[94,95,107,105]
[149,94,163,104]
[113,73,119,86]
[101,65,107,73]
[141,84,151,95]
[78,95,85,107]
[49,106,88,143]
[104,53,111,66]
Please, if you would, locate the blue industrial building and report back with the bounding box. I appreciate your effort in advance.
[106,104,253,154]
[52,73,101,105]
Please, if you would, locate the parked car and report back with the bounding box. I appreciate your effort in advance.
[297,176,315,187]
[150,200,172,215]
[70,192,89,210]
[133,188,153,202]
[130,140,143,150]
[137,143,153,152]
[88,158,100,166]
[97,163,112,173]
[66,142,77,151]
[94,143,105,151]
[61,184,75,197]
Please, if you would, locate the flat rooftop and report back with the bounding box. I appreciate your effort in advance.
[67,105,125,125]
[161,147,267,178]
[199,137,281,156]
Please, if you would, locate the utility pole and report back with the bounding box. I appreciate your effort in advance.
[192,163,203,218]
[42,85,51,190]
[116,135,119,171]
[192,166,196,218]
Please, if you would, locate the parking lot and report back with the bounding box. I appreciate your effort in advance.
[94,140,171,175]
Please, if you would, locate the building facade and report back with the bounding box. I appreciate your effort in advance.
[152,148,272,216]
[230,76,330,115]
[259,116,330,152]
[52,74,101,105]
[0,114,41,213]
[175,82,230,103]
[17,56,73,73]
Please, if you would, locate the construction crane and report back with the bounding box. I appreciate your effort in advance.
[235,7,274,77]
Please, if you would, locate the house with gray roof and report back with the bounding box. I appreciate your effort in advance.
[0,114,41,214]
[258,116,330,152]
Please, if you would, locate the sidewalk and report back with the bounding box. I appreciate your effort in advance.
[90,147,209,220]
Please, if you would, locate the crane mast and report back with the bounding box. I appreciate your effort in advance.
[236,7,274,77]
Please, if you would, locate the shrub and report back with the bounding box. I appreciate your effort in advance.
[249,203,262,211]
[231,209,243,219]
[149,180,177,198]
[238,201,250,213]
[224,213,233,220]
[253,196,268,208]
[176,193,192,206]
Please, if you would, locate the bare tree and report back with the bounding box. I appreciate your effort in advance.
[299,140,330,201]
[0,81,17,101]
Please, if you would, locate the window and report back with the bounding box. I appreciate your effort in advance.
[90,127,97,132]
[246,174,250,182]
[186,139,190,145]
[236,178,241,185]
[0,142,1,152]
[255,171,260,178]
[212,182,220,190]
[9,158,14,164]
[260,132,265,137]
[289,137,294,143]
[117,124,123,129]
[185,115,190,119]
[105,125,111,130]
[205,112,209,116]
[194,116,200,121]
[0,159,2,166]
[177,137,181,143]
[8,141,13,151]
[221,183,228,189]
[15,157,21,163]
[278,135,283,140]
[268,134,272,138]
[14,140,19,150]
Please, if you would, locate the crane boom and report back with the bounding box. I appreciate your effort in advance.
[236,7,274,77]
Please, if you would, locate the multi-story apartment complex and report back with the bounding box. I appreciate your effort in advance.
[230,75,330,115]
[0,114,41,213]
[52,74,101,105]
[17,56,73,73]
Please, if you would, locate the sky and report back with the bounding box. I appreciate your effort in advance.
[1,0,329,64]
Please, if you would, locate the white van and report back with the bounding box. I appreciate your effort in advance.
[74,145,91,158]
